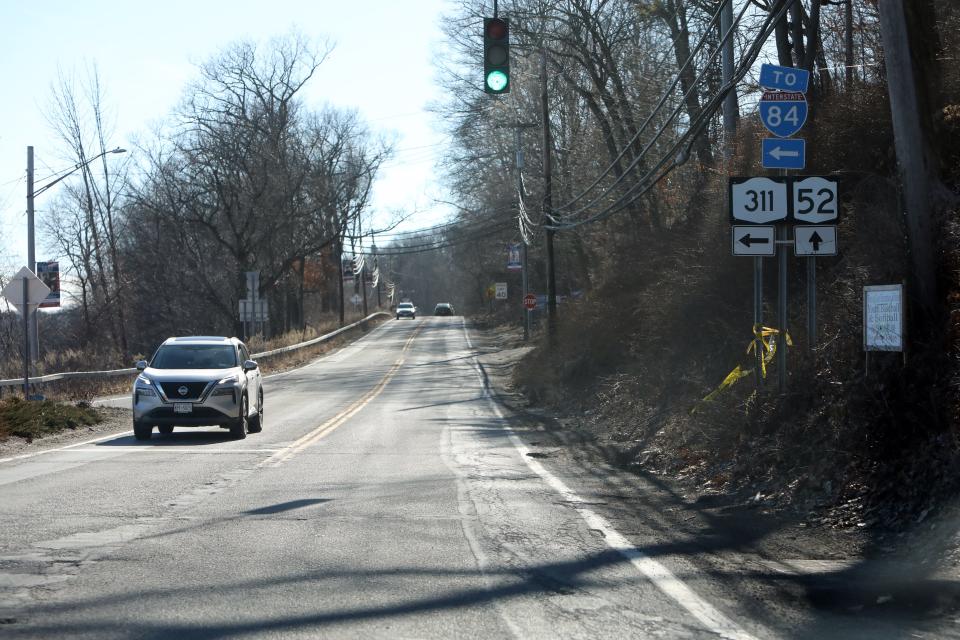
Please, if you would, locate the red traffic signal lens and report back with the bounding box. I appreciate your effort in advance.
[486,18,507,40]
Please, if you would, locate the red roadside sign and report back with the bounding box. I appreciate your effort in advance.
[523,293,536,310]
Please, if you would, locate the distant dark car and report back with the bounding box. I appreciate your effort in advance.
[434,303,454,316]
[396,302,416,319]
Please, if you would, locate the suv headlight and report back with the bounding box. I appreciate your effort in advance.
[211,375,239,402]
[134,377,157,402]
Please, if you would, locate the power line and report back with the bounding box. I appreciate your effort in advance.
[545,0,795,232]
[548,0,733,218]
[548,0,757,225]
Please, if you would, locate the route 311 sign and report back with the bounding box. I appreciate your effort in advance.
[729,177,789,224]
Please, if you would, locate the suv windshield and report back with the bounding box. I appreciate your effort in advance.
[151,345,238,369]
[398,303,414,309]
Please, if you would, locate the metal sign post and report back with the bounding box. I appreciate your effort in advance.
[754,258,763,387]
[777,222,788,393]
[22,278,28,397]
[1,268,51,398]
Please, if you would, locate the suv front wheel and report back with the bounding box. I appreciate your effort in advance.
[230,394,248,440]
[133,419,153,441]
[248,389,263,433]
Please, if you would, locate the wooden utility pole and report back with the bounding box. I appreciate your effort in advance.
[877,0,938,329]
[844,0,854,88]
[540,47,557,340]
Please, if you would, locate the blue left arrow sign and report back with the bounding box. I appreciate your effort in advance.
[762,138,805,170]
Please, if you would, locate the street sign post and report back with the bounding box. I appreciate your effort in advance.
[1,267,51,397]
[762,138,805,170]
[759,91,807,138]
[523,293,536,310]
[729,177,789,223]
[732,226,776,256]
[794,226,838,256]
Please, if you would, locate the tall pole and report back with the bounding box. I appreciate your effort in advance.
[516,123,530,341]
[22,279,30,399]
[877,0,938,328]
[26,147,37,369]
[720,0,738,161]
[540,47,557,340]
[844,0,854,88]
[336,238,345,326]
[778,222,788,393]
[807,257,816,351]
[361,263,369,317]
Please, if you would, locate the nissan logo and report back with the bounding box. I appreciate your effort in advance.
[178,386,189,396]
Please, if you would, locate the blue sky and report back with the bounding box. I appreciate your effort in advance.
[0,0,459,271]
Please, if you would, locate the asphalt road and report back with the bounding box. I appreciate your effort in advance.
[0,318,955,639]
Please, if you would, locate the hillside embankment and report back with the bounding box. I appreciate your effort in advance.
[490,84,960,555]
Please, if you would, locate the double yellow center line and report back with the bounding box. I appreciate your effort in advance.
[260,323,422,468]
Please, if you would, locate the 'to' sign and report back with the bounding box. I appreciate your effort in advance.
[759,63,810,93]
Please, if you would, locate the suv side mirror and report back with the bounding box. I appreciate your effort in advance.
[136,360,148,372]
[243,360,258,372]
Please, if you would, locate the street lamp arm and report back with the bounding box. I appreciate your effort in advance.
[33,147,126,197]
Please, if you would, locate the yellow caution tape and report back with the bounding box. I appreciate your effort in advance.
[692,324,793,412]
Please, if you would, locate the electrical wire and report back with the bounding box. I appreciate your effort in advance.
[548,0,756,225]
[545,0,796,232]
[548,0,732,216]
[358,217,518,255]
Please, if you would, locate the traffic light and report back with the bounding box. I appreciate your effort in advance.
[483,17,510,94]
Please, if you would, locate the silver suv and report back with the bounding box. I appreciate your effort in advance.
[132,336,263,441]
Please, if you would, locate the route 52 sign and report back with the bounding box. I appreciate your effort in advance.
[792,176,838,223]
[759,91,807,138]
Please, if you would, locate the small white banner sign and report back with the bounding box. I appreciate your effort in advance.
[864,285,904,352]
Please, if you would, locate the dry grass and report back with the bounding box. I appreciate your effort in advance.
[0,396,101,442]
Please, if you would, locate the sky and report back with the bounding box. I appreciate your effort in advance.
[0,0,459,272]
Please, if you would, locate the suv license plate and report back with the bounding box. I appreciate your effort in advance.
[174,403,192,414]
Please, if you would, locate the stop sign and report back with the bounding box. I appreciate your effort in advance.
[523,293,536,310]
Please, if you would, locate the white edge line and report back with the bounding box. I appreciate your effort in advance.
[461,319,761,640]
[0,429,134,464]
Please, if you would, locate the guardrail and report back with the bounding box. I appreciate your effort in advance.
[0,311,391,390]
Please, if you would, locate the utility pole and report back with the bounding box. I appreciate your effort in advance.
[336,238,345,326]
[515,123,531,341]
[720,0,738,161]
[26,147,37,368]
[844,0,854,89]
[877,0,938,329]
[373,244,382,309]
[540,47,557,340]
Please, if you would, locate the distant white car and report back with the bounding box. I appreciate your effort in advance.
[396,302,416,319]
[132,336,263,441]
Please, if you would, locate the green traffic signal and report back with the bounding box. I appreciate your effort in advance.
[486,70,508,92]
[483,17,510,94]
